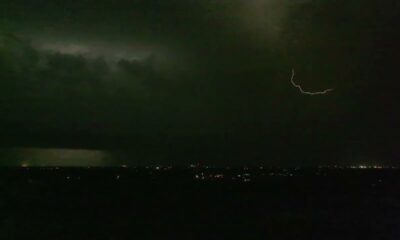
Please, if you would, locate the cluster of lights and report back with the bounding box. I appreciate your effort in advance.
[17,165,400,185]
[318,165,396,169]
[269,172,294,177]
[153,166,172,171]
[194,173,225,180]
[20,166,62,170]
[233,173,252,182]
[193,168,306,182]
[349,165,392,169]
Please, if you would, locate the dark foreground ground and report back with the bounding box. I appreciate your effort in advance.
[0,167,399,240]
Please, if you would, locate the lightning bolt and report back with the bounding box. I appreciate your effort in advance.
[290,68,334,95]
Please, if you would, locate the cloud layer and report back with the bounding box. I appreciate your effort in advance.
[0,0,399,165]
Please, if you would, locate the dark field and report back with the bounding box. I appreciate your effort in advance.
[1,168,400,239]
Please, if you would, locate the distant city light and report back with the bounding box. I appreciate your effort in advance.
[21,162,29,168]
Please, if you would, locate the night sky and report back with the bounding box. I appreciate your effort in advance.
[0,0,399,166]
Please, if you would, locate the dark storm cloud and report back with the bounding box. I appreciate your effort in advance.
[0,33,173,131]
[0,0,399,165]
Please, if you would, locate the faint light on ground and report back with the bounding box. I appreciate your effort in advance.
[5,148,112,167]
